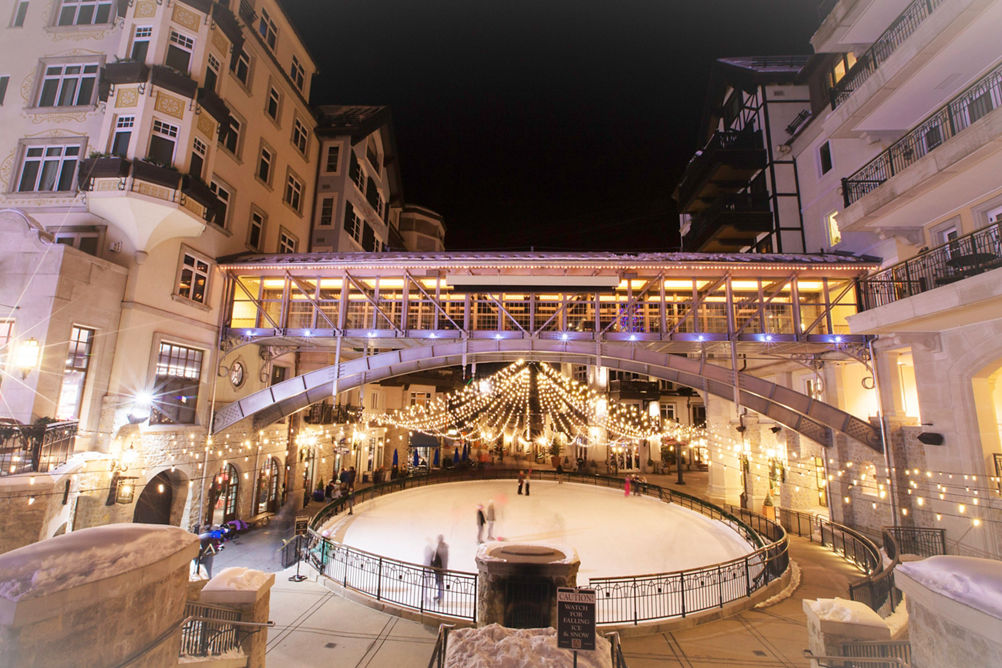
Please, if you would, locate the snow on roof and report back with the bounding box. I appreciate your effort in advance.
[0,524,197,602]
[897,555,1002,619]
[218,250,878,268]
[446,624,612,668]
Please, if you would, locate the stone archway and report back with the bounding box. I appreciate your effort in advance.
[212,340,880,451]
[134,471,175,525]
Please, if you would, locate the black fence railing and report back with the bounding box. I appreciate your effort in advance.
[843,59,1002,207]
[0,420,77,477]
[838,639,913,668]
[310,469,788,626]
[303,402,361,425]
[830,0,945,109]
[883,525,946,559]
[860,222,1002,309]
[179,601,241,657]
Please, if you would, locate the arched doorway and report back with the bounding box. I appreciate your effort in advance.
[206,463,239,526]
[134,470,174,524]
[254,457,281,514]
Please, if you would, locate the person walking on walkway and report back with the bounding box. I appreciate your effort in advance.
[486,500,496,540]
[431,534,449,603]
[476,504,486,543]
[517,470,525,495]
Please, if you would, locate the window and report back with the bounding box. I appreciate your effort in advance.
[967,89,994,125]
[130,26,152,63]
[0,321,12,363]
[204,53,220,91]
[829,52,856,87]
[231,48,250,86]
[37,63,99,107]
[292,118,308,154]
[57,0,111,26]
[319,196,335,226]
[825,211,841,246]
[175,251,210,304]
[284,172,303,212]
[257,7,277,49]
[290,55,304,91]
[362,222,375,251]
[344,201,362,242]
[151,342,203,424]
[189,137,207,178]
[0,76,10,106]
[53,228,100,255]
[366,138,379,169]
[55,326,94,420]
[660,404,676,422]
[209,179,230,227]
[166,30,194,74]
[11,1,29,27]
[248,210,264,250]
[17,143,81,192]
[266,86,280,120]
[222,115,241,154]
[325,145,340,173]
[818,140,833,175]
[257,146,272,183]
[349,152,364,190]
[148,119,178,166]
[806,378,823,400]
[365,176,381,214]
[278,229,297,254]
[409,392,431,406]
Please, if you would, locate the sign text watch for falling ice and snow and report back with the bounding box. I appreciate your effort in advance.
[557,587,596,651]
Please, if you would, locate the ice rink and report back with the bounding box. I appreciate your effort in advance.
[323,479,756,579]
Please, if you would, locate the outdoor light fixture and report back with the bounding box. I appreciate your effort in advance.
[128,391,153,424]
[916,432,944,445]
[770,426,782,434]
[12,337,40,379]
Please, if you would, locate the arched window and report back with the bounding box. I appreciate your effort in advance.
[255,457,281,515]
[208,463,239,525]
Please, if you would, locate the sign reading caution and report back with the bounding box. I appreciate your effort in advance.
[556,587,596,651]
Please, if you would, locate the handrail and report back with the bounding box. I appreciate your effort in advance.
[309,469,789,625]
[843,59,1002,207]
[427,623,455,668]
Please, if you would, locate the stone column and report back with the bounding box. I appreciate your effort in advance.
[802,598,891,668]
[476,544,580,628]
[200,568,276,668]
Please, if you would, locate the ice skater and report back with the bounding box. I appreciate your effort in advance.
[624,474,631,497]
[517,470,525,495]
[431,534,449,603]
[486,500,496,540]
[525,469,531,496]
[476,504,486,543]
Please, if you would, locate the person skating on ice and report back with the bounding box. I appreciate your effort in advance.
[486,500,496,539]
[476,504,486,543]
[517,470,524,495]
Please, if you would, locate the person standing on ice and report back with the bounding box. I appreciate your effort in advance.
[486,500,496,539]
[517,470,525,495]
[476,504,487,543]
[431,534,449,603]
[525,469,532,496]
[624,475,631,497]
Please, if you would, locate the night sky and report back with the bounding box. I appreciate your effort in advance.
[279,1,820,252]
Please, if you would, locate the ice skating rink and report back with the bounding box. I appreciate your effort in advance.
[332,479,756,579]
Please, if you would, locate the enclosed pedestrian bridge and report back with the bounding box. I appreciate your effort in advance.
[214,251,882,450]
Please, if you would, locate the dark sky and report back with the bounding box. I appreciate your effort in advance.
[279,1,820,251]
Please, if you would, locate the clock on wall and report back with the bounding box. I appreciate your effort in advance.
[229,360,245,388]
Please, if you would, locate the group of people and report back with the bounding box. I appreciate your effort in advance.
[517,469,532,495]
[475,501,496,543]
[623,473,648,496]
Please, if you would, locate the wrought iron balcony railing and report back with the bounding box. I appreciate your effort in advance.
[0,420,77,477]
[843,60,1002,208]
[860,222,1002,309]
[830,0,945,109]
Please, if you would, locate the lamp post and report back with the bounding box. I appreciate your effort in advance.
[11,337,41,379]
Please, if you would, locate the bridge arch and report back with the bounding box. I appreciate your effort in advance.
[212,339,880,451]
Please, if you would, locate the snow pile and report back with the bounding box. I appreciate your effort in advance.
[897,555,1002,618]
[205,567,271,592]
[0,524,197,602]
[755,559,800,609]
[883,598,909,637]
[445,624,612,668]
[807,598,887,627]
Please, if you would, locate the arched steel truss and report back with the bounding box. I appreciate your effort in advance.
[211,339,880,451]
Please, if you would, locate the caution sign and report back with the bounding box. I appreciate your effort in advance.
[557,587,596,651]
[295,519,309,536]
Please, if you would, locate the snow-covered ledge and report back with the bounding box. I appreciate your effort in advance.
[895,556,1002,668]
[199,568,275,668]
[803,597,891,667]
[0,524,199,667]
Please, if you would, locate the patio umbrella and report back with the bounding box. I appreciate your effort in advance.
[413,449,419,467]
[462,443,470,461]
[453,448,460,464]
[392,449,398,467]
[433,447,440,466]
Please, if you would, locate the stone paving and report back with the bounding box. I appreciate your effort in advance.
[207,462,861,667]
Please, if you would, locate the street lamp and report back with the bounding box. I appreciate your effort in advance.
[12,337,40,379]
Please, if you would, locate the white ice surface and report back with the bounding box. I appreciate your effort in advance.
[897,555,1002,618]
[446,624,612,668]
[335,480,756,578]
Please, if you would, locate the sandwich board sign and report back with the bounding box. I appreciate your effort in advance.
[557,587,596,651]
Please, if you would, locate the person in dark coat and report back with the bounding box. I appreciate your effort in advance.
[195,531,220,578]
[517,470,525,495]
[525,469,532,496]
[431,534,449,603]
[476,504,486,543]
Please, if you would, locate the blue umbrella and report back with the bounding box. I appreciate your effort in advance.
[392,449,398,467]
[413,449,419,467]
[453,448,460,464]
[462,443,470,461]
[433,447,440,466]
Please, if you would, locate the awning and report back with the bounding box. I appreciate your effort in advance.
[409,432,439,447]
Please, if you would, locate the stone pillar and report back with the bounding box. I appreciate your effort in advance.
[200,567,276,668]
[0,525,198,668]
[802,598,891,668]
[476,544,580,628]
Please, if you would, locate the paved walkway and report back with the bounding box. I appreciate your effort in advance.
[208,464,861,667]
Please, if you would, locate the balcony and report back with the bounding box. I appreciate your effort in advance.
[608,380,661,401]
[197,86,230,125]
[82,160,217,251]
[683,195,773,252]
[77,155,132,190]
[830,0,946,109]
[859,221,1002,310]
[842,60,1002,208]
[176,0,212,13]
[150,65,198,99]
[0,420,77,477]
[98,60,150,102]
[211,2,245,52]
[674,130,765,213]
